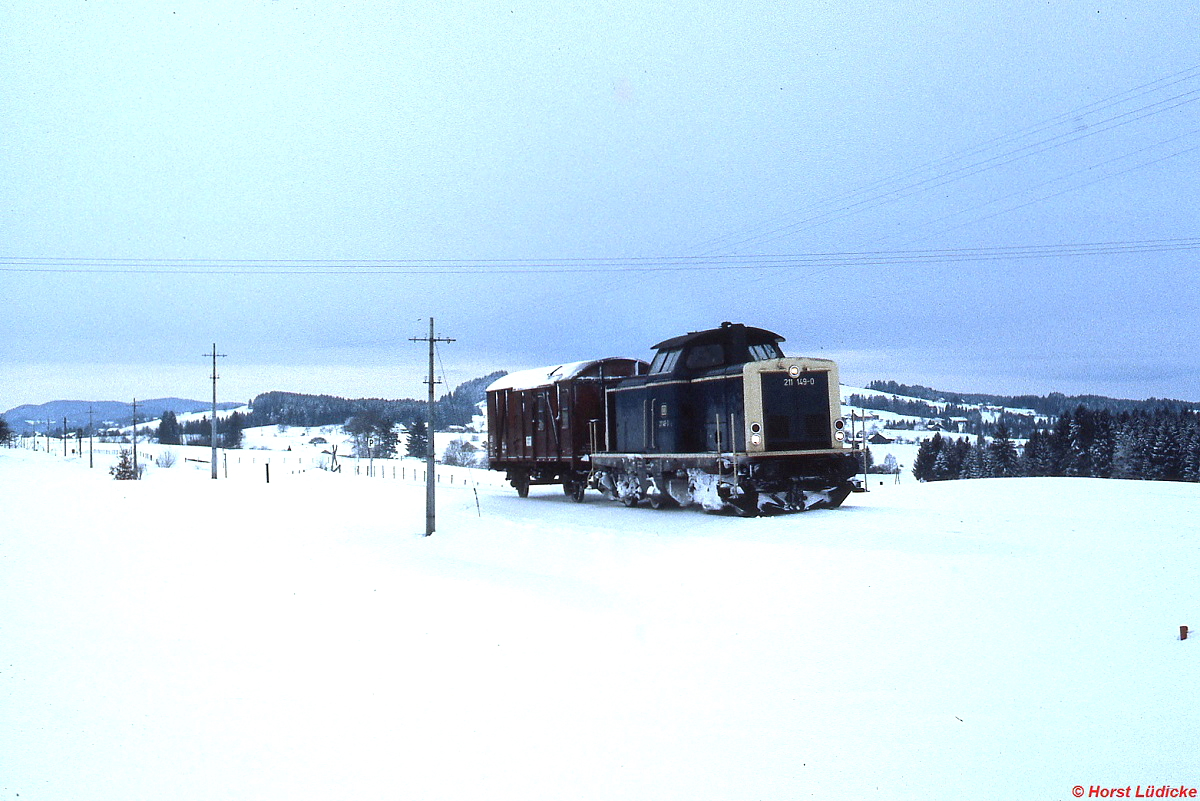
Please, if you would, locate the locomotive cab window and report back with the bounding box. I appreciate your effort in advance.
[650,348,682,373]
[749,343,783,361]
[684,343,725,370]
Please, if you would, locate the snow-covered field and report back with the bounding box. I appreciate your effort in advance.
[3,447,1198,800]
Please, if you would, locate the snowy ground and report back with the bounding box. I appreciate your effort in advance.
[3,447,1198,800]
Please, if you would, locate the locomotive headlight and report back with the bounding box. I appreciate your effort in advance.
[751,433,762,447]
[835,430,845,442]
[834,418,845,430]
[788,365,801,378]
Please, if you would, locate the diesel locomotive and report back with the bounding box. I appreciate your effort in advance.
[486,322,863,515]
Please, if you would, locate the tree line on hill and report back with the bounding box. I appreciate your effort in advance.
[243,371,505,430]
[848,393,1041,438]
[867,380,1196,418]
[155,410,246,448]
[855,381,1200,441]
[913,406,1200,483]
[143,371,505,454]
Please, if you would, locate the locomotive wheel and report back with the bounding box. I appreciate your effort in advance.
[512,472,531,498]
[785,486,807,511]
[648,492,675,510]
[621,494,639,508]
[728,488,760,518]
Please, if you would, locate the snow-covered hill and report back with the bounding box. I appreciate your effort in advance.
[840,384,1046,478]
[2,447,1196,800]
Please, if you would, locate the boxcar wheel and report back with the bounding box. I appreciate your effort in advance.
[564,480,586,503]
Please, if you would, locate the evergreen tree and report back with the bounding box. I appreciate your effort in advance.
[1062,406,1094,477]
[346,412,398,459]
[947,437,970,478]
[988,422,1019,477]
[963,437,989,479]
[1087,410,1115,478]
[109,449,142,480]
[1146,418,1181,481]
[912,433,942,482]
[407,420,431,460]
[157,410,181,445]
[222,411,245,449]
[932,445,952,481]
[1048,412,1073,476]
[1020,429,1052,477]
[1183,428,1200,483]
[0,417,12,447]
[1111,416,1146,479]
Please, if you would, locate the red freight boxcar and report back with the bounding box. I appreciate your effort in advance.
[486,357,648,501]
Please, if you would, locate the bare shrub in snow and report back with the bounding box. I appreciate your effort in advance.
[442,438,479,467]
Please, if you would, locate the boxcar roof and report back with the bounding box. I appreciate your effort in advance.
[486,357,646,393]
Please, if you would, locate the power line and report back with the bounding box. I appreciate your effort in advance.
[4,237,1200,277]
[689,64,1200,256]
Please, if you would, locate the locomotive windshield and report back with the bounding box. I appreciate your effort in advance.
[650,340,783,374]
[649,348,682,373]
[749,342,784,360]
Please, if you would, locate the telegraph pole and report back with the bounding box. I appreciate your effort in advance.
[131,398,139,476]
[63,416,67,457]
[88,406,94,468]
[206,344,227,480]
[410,318,454,536]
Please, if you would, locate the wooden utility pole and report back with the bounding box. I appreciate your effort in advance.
[63,416,67,457]
[88,406,94,468]
[131,398,139,476]
[206,344,227,480]
[410,318,454,536]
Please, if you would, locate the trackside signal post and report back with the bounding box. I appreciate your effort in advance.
[410,318,454,536]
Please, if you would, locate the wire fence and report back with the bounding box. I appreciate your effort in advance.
[10,435,510,489]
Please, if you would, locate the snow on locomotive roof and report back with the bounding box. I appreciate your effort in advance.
[486,357,645,392]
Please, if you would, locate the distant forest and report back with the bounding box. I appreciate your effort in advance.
[853,381,1200,440]
[912,406,1200,483]
[242,371,506,431]
[865,380,1198,417]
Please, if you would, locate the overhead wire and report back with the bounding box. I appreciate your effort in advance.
[690,64,1200,257]
[4,66,1198,290]
[709,88,1200,255]
[687,64,1200,257]
[4,238,1200,276]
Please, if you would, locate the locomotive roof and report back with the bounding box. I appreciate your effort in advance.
[486,357,646,393]
[651,322,784,351]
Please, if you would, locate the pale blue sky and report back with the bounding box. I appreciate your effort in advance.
[3,1,1199,408]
